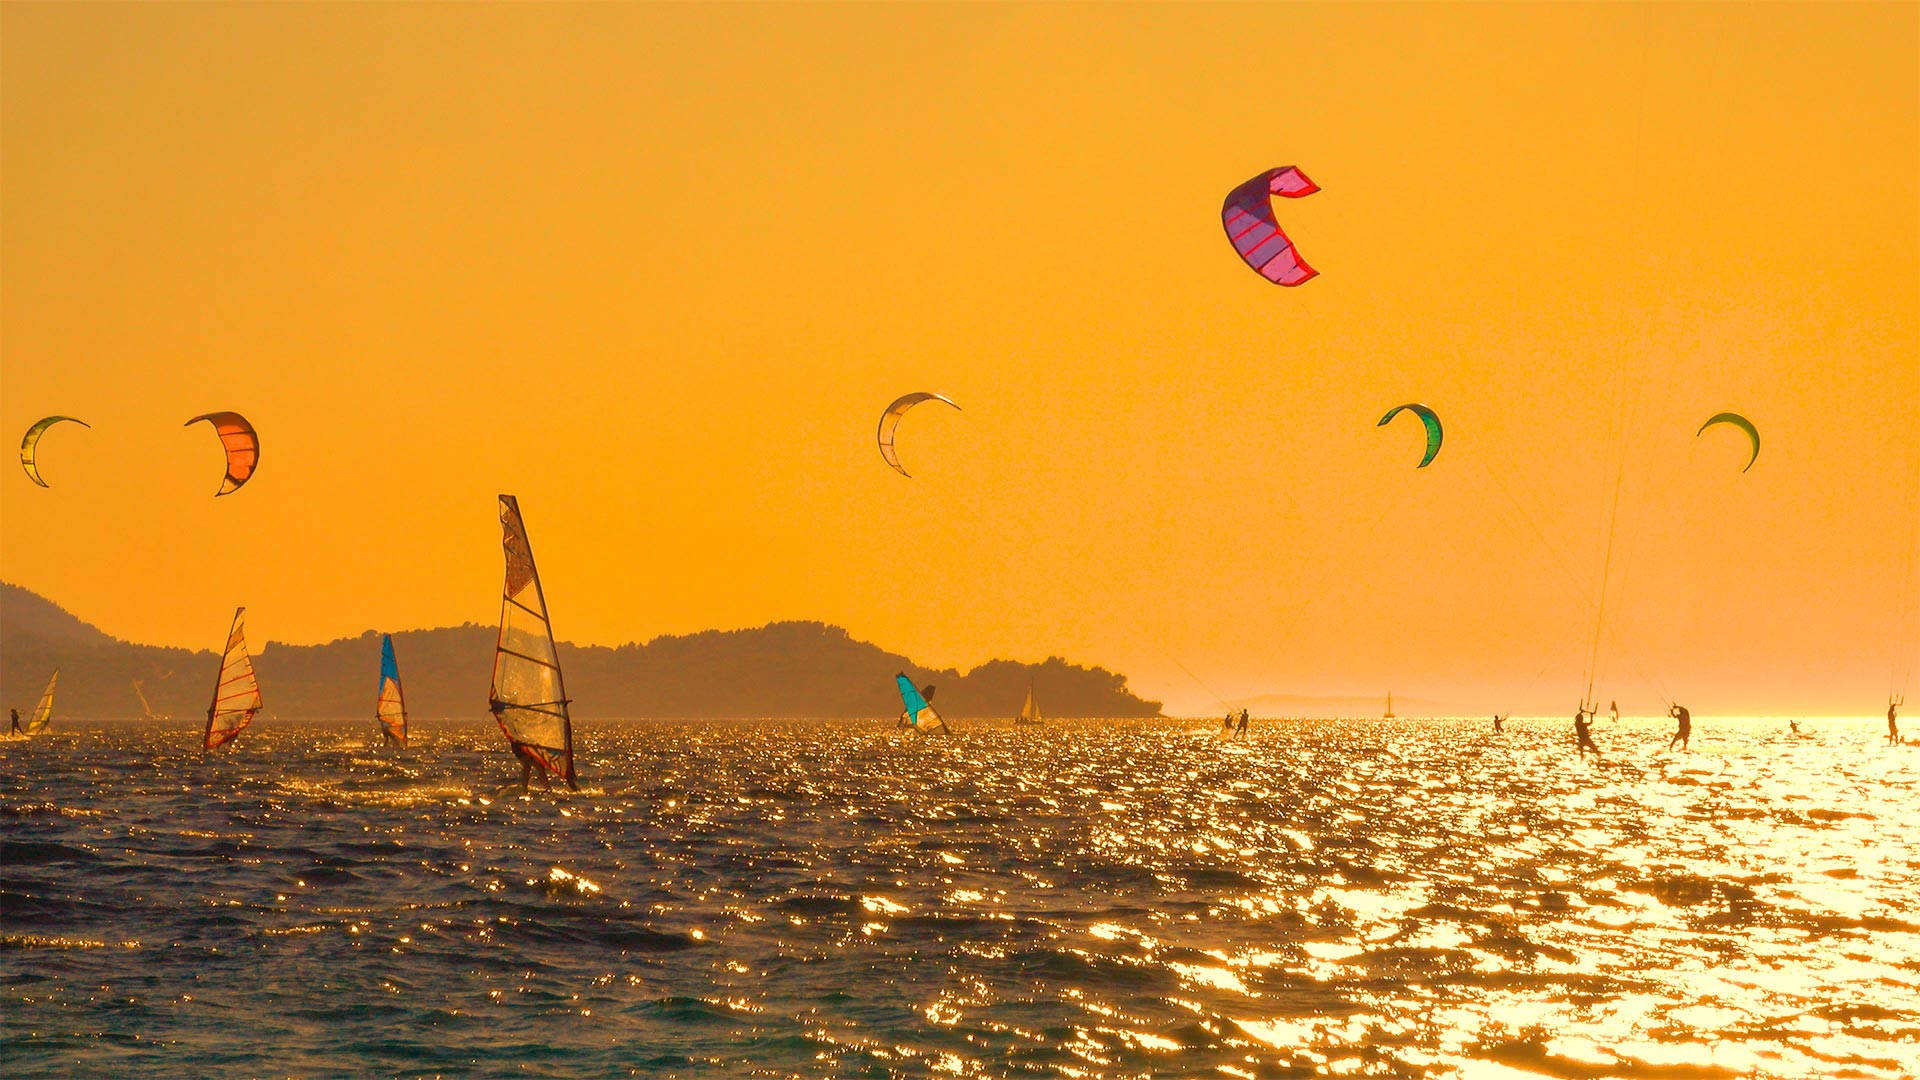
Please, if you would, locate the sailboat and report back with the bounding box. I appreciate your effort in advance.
[204,607,263,751]
[17,670,58,736]
[377,634,408,747]
[1015,676,1042,725]
[489,495,577,789]
[132,679,168,721]
[894,673,948,735]
[1383,692,1395,720]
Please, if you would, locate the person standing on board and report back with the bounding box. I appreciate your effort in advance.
[1574,707,1599,758]
[512,743,551,794]
[1235,709,1250,738]
[1609,700,1620,723]
[1891,698,1902,746]
[1493,714,1505,733]
[7,708,19,735]
[1667,704,1692,751]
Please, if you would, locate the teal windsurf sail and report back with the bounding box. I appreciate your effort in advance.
[377,634,408,747]
[894,672,948,735]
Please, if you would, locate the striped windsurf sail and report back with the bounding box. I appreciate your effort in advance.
[24,670,58,735]
[489,495,576,787]
[894,672,948,735]
[377,633,408,747]
[205,607,262,751]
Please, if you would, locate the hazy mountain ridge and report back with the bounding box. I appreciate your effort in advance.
[0,583,1162,720]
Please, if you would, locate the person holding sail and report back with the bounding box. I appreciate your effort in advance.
[7,708,19,736]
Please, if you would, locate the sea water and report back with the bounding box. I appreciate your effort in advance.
[2,717,1916,1078]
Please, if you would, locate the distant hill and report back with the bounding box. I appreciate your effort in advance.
[0,582,1162,720]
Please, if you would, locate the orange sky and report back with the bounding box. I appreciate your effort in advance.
[3,2,1915,716]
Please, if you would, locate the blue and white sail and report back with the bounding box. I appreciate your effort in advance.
[377,634,408,747]
[894,672,948,735]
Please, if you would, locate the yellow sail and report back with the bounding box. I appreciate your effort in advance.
[24,670,58,735]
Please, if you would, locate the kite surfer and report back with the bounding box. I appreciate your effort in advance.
[1235,709,1250,738]
[1493,714,1505,733]
[1891,698,1902,746]
[1609,700,1620,723]
[1574,707,1599,758]
[1667,704,1692,751]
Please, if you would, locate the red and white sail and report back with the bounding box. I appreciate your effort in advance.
[489,496,576,786]
[205,607,263,751]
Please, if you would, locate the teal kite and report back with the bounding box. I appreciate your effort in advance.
[1378,403,1443,468]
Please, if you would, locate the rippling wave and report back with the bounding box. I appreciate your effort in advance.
[3,717,1916,1077]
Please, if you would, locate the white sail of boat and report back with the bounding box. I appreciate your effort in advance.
[205,607,263,751]
[1016,677,1041,724]
[132,679,166,721]
[489,495,577,788]
[22,670,58,735]
[377,633,408,747]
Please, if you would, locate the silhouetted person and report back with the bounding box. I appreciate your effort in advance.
[1667,704,1691,751]
[1575,708,1599,758]
[1235,709,1250,737]
[1222,712,1235,735]
[1789,718,1800,736]
[1891,699,1902,746]
[1609,700,1620,723]
[7,708,18,735]
[1493,714,1505,733]
[512,743,550,794]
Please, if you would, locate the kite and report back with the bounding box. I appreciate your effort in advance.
[1696,412,1760,472]
[19,416,91,488]
[185,412,260,496]
[1378,403,1443,468]
[1221,167,1319,286]
[877,392,960,478]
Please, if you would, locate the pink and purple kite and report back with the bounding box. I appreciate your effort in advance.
[1221,167,1319,286]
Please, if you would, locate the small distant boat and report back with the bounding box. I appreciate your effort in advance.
[1383,691,1395,720]
[204,607,263,751]
[133,679,168,722]
[1015,677,1042,725]
[377,634,408,747]
[489,495,577,789]
[894,673,948,735]
[19,670,58,736]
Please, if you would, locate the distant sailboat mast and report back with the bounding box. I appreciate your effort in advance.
[489,495,577,788]
[1017,676,1041,724]
[204,607,263,751]
[377,634,408,747]
[23,670,58,735]
[1384,691,1395,720]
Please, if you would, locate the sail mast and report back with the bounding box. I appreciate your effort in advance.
[204,607,263,751]
[489,495,577,787]
[377,633,409,747]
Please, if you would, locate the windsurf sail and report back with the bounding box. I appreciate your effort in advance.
[1017,678,1040,723]
[377,633,408,747]
[895,672,948,735]
[489,495,577,787]
[1384,692,1395,720]
[24,670,58,735]
[133,679,164,721]
[205,607,262,751]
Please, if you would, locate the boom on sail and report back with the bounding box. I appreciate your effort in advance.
[23,670,58,735]
[377,633,408,747]
[489,495,577,788]
[205,607,263,751]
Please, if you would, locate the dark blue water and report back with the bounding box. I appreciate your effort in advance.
[3,717,1916,1077]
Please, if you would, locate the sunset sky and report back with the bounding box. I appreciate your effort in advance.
[3,2,1915,716]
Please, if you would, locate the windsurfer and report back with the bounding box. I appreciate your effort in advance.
[1574,707,1599,758]
[1667,704,1691,751]
[7,708,18,735]
[512,742,550,793]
